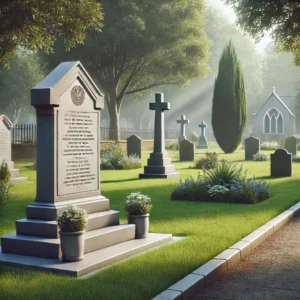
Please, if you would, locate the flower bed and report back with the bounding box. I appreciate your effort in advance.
[171,160,271,204]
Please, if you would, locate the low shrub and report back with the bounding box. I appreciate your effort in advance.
[260,141,280,150]
[171,174,210,201]
[57,205,88,232]
[252,152,269,161]
[171,160,271,204]
[187,131,199,144]
[292,155,300,162]
[125,192,152,215]
[0,162,11,217]
[101,143,142,170]
[166,141,179,150]
[195,152,218,170]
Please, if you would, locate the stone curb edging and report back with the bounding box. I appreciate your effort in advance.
[153,202,300,300]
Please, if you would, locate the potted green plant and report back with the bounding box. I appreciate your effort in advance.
[125,192,152,239]
[57,205,88,262]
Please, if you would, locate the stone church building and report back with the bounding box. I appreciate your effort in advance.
[251,88,297,139]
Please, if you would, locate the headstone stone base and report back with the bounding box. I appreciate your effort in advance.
[6,161,27,183]
[0,233,172,277]
[198,136,208,149]
[139,152,179,179]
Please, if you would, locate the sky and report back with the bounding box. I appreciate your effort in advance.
[207,0,272,52]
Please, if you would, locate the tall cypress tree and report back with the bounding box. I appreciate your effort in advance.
[212,40,247,153]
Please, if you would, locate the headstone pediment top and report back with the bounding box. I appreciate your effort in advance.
[0,115,13,130]
[180,139,193,146]
[274,148,290,155]
[31,61,104,110]
[127,134,141,141]
[247,136,259,141]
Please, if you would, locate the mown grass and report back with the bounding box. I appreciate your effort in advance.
[1,147,300,300]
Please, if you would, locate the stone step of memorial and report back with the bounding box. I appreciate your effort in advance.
[1,224,135,259]
[26,196,110,221]
[0,233,173,277]
[139,172,180,179]
[10,177,28,184]
[10,168,20,178]
[16,210,120,238]
[147,158,171,166]
[144,165,175,174]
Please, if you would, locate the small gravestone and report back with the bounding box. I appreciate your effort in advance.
[198,121,208,149]
[285,136,297,156]
[271,148,292,177]
[179,139,194,161]
[0,115,27,183]
[140,93,179,178]
[245,136,260,160]
[127,134,142,159]
[177,115,189,143]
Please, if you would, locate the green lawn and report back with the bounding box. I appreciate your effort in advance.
[1,147,300,300]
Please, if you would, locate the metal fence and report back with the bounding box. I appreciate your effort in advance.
[12,124,37,144]
[11,124,180,144]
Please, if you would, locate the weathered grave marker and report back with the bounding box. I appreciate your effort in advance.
[140,93,179,178]
[271,148,292,177]
[245,136,260,160]
[127,134,142,159]
[177,115,189,143]
[0,115,27,183]
[285,136,297,156]
[198,121,208,149]
[179,139,194,161]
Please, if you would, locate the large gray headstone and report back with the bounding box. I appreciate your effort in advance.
[198,121,208,149]
[285,136,297,156]
[0,115,12,164]
[139,93,179,179]
[179,139,194,162]
[245,136,260,160]
[271,148,292,177]
[177,115,189,143]
[127,135,141,159]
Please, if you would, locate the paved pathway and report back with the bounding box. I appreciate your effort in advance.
[193,213,300,300]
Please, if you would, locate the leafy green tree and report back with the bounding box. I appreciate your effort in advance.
[224,0,300,65]
[0,49,44,124]
[212,41,247,153]
[42,0,210,140]
[0,0,103,65]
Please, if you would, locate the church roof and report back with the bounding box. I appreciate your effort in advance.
[253,88,295,117]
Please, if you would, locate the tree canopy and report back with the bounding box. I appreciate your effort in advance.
[225,0,300,65]
[0,49,44,123]
[44,0,211,140]
[0,0,103,65]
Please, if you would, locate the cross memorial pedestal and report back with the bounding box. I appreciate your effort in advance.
[139,93,179,179]
[198,121,208,149]
[177,115,189,143]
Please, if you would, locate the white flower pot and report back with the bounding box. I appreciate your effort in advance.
[59,231,85,262]
[127,214,149,239]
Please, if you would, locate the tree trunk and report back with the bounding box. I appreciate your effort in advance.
[13,106,21,125]
[107,99,120,141]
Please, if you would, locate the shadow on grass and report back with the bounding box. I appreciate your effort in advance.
[102,178,139,184]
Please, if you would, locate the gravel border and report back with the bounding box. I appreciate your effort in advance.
[153,202,300,300]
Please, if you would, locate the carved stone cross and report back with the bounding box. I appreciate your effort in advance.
[177,115,189,136]
[199,121,207,136]
[149,93,170,153]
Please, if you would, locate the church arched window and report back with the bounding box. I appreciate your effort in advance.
[264,108,284,134]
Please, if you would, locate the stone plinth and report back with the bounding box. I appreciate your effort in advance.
[139,94,179,179]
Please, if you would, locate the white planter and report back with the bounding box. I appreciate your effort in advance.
[59,231,85,262]
[127,214,149,239]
